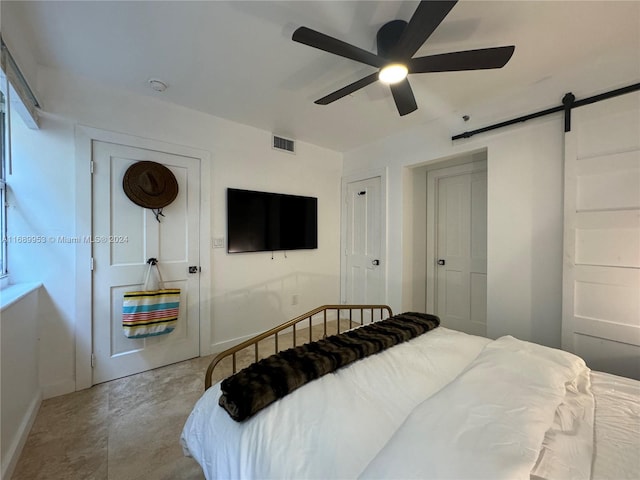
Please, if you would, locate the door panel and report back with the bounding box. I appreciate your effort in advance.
[437,174,470,332]
[92,141,200,384]
[470,172,488,271]
[430,162,487,336]
[470,272,487,329]
[345,176,383,308]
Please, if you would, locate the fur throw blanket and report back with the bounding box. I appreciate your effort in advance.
[219,312,440,421]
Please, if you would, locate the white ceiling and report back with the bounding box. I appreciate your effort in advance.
[6,0,640,152]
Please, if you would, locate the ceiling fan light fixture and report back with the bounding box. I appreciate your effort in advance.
[292,1,515,117]
[378,64,408,85]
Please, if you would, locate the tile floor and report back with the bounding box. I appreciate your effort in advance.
[11,355,211,480]
[11,320,352,480]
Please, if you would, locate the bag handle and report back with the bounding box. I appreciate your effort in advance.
[143,257,166,290]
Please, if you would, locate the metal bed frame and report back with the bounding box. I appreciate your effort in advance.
[205,304,393,389]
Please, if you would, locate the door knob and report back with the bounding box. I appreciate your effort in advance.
[188,266,200,274]
[437,259,446,266]
[372,259,380,266]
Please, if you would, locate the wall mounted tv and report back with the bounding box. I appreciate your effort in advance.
[227,188,318,254]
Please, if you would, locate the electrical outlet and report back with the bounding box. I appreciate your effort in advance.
[212,237,225,248]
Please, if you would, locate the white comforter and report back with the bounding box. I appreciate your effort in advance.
[181,328,594,480]
[360,336,593,480]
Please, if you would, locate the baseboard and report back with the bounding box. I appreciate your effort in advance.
[1,390,42,480]
[41,378,76,400]
[210,333,256,353]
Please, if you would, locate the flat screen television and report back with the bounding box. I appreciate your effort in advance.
[227,188,318,253]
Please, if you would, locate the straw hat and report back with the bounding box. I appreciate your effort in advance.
[123,161,178,209]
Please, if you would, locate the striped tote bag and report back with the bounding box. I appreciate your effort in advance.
[122,259,180,338]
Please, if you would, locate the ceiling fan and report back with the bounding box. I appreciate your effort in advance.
[292,0,515,116]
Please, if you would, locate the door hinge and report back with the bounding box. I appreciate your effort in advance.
[91,353,96,368]
[90,161,95,174]
[90,257,95,271]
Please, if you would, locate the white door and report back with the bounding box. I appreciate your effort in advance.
[92,141,200,384]
[428,162,487,336]
[562,92,640,380]
[344,176,384,306]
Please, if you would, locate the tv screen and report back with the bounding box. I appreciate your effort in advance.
[227,188,318,253]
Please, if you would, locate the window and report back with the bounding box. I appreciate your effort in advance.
[0,38,40,284]
[0,91,6,277]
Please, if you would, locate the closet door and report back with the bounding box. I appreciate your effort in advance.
[426,161,487,337]
[343,175,385,308]
[562,91,640,380]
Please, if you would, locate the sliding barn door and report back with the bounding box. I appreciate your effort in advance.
[562,91,640,379]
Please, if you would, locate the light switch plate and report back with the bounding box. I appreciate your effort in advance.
[212,237,225,248]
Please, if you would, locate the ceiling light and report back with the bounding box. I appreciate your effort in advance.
[148,78,168,92]
[378,64,408,85]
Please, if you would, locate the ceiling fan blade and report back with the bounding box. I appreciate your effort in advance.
[409,46,515,73]
[314,72,380,105]
[391,0,458,59]
[390,78,418,116]
[293,26,386,68]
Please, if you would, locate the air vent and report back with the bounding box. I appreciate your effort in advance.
[272,135,295,154]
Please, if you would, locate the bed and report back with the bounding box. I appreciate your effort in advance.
[181,305,640,480]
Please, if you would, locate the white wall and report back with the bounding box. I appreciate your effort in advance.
[1,286,42,480]
[8,112,78,397]
[7,64,342,397]
[344,115,564,348]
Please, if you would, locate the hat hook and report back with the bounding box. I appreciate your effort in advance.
[152,208,165,223]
